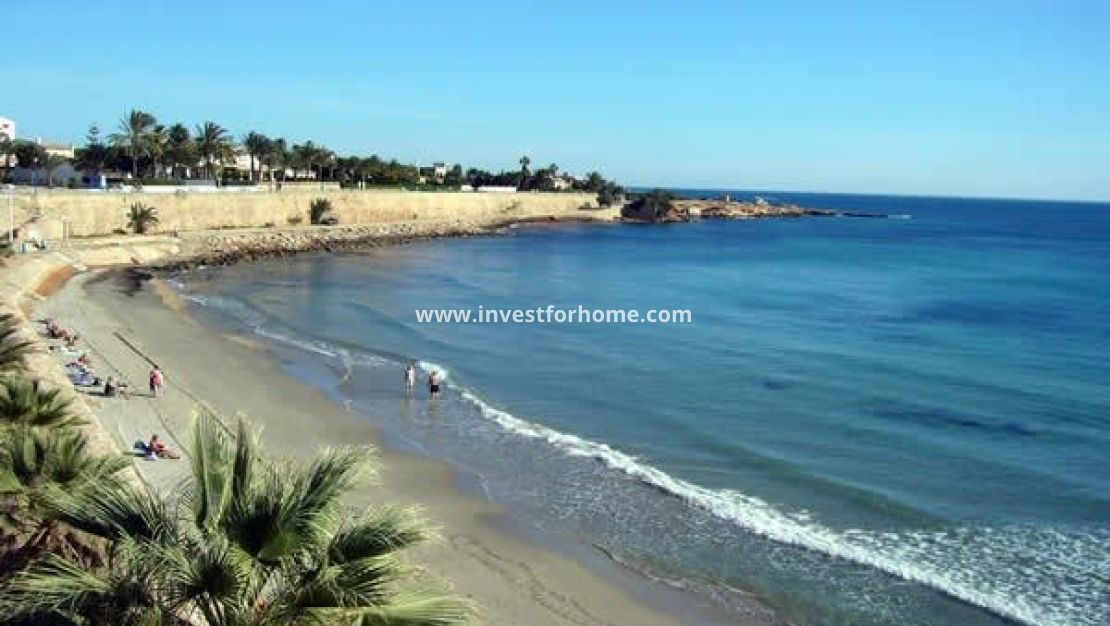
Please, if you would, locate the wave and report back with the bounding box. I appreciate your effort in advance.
[172,280,1104,626]
[455,388,1104,626]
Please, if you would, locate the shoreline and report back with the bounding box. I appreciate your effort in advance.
[30,267,778,626]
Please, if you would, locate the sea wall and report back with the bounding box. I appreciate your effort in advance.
[11,189,599,238]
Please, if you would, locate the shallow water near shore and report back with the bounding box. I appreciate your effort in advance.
[171,192,1110,626]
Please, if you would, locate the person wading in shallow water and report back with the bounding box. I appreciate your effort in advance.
[428,370,442,397]
[404,362,416,394]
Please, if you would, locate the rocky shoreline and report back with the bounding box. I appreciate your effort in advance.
[153,215,599,271]
[130,198,886,275]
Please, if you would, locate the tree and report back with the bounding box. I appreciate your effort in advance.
[126,203,159,235]
[0,136,12,170]
[309,198,332,224]
[41,155,70,188]
[195,122,230,182]
[109,109,157,179]
[76,124,110,176]
[1,412,471,626]
[265,137,288,189]
[597,182,624,208]
[242,131,270,183]
[444,164,464,187]
[0,314,36,372]
[622,189,683,222]
[165,124,196,179]
[147,125,169,178]
[517,155,531,190]
[12,141,47,175]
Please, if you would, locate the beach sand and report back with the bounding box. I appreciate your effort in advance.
[34,270,772,626]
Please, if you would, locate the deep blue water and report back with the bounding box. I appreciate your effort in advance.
[175,192,1110,626]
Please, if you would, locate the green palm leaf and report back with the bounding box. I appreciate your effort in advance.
[329,508,429,563]
[0,376,80,430]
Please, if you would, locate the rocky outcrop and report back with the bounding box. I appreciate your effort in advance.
[686,201,835,219]
[621,203,690,223]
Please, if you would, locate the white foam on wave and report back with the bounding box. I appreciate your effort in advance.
[416,360,450,381]
[456,388,1106,626]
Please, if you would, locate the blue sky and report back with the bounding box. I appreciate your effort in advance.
[4,1,1109,200]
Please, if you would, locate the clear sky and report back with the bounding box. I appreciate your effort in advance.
[4,0,1109,200]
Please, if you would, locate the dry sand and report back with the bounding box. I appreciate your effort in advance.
[32,270,774,626]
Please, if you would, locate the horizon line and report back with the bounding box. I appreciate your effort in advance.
[629,185,1110,206]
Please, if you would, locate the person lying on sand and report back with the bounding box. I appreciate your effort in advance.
[66,362,101,388]
[144,434,179,460]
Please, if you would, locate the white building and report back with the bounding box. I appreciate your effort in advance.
[0,117,14,141]
[37,139,75,159]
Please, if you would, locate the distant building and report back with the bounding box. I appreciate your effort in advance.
[0,117,14,141]
[419,162,452,184]
[550,175,573,191]
[36,139,75,159]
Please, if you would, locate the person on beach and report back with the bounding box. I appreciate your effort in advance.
[147,434,179,459]
[428,370,442,397]
[149,366,164,398]
[405,362,416,393]
[104,376,130,399]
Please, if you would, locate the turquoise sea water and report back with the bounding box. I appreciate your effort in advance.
[174,193,1110,626]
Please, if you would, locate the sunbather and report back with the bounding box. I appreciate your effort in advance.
[147,434,179,459]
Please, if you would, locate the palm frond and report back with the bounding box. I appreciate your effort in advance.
[0,313,36,370]
[0,377,79,430]
[356,587,473,626]
[290,446,371,523]
[0,553,111,617]
[329,507,429,563]
[44,477,172,543]
[190,410,233,533]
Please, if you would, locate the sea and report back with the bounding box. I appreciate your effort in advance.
[169,191,1110,626]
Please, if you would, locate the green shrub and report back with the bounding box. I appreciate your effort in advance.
[126,202,159,234]
[309,198,332,225]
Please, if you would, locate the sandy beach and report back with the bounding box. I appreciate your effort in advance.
[29,267,773,626]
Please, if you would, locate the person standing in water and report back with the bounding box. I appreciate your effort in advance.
[404,362,416,393]
[428,370,441,397]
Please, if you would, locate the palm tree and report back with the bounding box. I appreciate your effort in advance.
[518,155,531,190]
[309,198,332,225]
[0,427,129,572]
[265,137,288,190]
[126,203,159,235]
[147,125,169,179]
[0,377,78,431]
[109,109,157,179]
[242,132,270,183]
[195,122,230,182]
[0,314,36,371]
[166,124,196,179]
[1,411,470,626]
